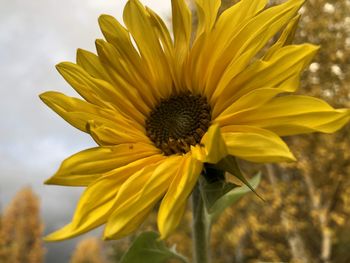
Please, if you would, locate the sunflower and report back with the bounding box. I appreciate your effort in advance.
[41,0,350,241]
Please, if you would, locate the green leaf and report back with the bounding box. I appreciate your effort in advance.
[120,232,188,263]
[208,173,261,224]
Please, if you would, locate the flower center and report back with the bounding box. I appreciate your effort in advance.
[146,93,211,155]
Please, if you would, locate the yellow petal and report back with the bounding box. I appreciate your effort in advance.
[146,7,173,59]
[222,125,296,163]
[190,144,207,163]
[206,0,304,98]
[227,0,304,60]
[123,0,172,99]
[87,119,149,146]
[39,91,116,132]
[203,0,267,96]
[263,15,301,60]
[76,49,113,83]
[158,154,202,239]
[212,44,319,117]
[188,0,222,94]
[104,156,181,240]
[230,96,350,136]
[185,33,207,94]
[98,14,157,104]
[194,0,220,36]
[45,155,165,241]
[45,175,125,242]
[171,0,191,92]
[214,75,299,124]
[45,143,160,186]
[146,7,182,95]
[56,62,146,124]
[191,124,228,164]
[98,14,141,64]
[216,87,292,124]
[215,0,268,36]
[95,39,155,110]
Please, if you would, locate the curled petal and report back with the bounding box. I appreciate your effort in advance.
[158,154,202,239]
[191,124,228,164]
[104,156,182,240]
[228,96,350,136]
[45,155,165,241]
[45,143,160,186]
[221,125,296,163]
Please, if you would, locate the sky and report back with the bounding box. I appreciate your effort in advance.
[0,0,171,262]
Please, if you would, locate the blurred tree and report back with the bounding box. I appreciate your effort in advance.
[0,211,3,259]
[70,237,107,263]
[0,187,45,263]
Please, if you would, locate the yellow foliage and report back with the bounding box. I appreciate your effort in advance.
[70,237,106,263]
[0,187,45,263]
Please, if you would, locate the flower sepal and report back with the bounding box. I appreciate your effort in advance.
[200,172,261,225]
[199,160,261,225]
[200,164,238,213]
[216,155,263,200]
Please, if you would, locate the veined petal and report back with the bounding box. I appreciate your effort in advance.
[98,14,157,104]
[87,119,150,146]
[191,124,228,164]
[95,39,155,110]
[40,91,118,132]
[202,0,267,96]
[172,0,191,49]
[146,7,182,94]
[56,62,146,124]
[188,0,223,94]
[171,0,192,92]
[195,0,221,36]
[214,75,299,124]
[221,125,296,163]
[76,49,113,83]
[104,156,182,240]
[45,155,165,241]
[230,96,350,136]
[123,0,172,99]
[158,154,202,239]
[215,88,290,124]
[98,14,142,66]
[185,33,207,94]
[146,7,173,60]
[45,143,160,186]
[56,62,110,109]
[231,45,318,96]
[263,15,301,60]
[206,0,304,98]
[215,0,267,34]
[227,0,304,61]
[211,44,319,117]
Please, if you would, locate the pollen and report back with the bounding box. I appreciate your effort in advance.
[146,93,211,155]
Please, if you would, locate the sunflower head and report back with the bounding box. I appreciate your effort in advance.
[41,0,350,241]
[146,93,211,155]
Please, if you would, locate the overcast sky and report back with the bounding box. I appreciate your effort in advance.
[0,0,171,262]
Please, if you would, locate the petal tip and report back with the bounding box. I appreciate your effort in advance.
[39,91,50,101]
[44,175,60,185]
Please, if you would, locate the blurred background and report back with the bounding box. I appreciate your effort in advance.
[0,0,349,262]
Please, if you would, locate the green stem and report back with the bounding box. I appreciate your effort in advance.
[192,182,210,263]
